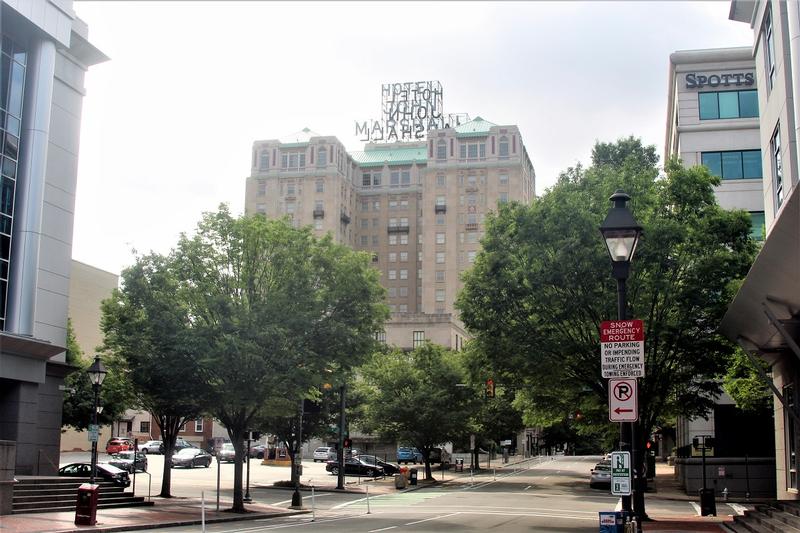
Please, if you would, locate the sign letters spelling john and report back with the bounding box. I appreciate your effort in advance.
[600,319,645,378]
[355,80,469,142]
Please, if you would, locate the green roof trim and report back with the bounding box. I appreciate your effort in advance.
[455,116,497,138]
[280,142,309,148]
[351,146,428,167]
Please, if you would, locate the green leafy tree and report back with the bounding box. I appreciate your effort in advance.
[101,253,208,498]
[174,206,387,511]
[62,319,128,431]
[723,349,772,413]
[456,137,756,463]
[359,343,478,479]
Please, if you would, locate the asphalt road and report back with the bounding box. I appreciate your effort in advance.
[114,456,717,533]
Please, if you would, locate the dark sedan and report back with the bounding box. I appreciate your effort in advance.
[58,462,131,487]
[107,451,148,473]
[355,454,400,475]
[325,457,384,477]
[171,448,212,468]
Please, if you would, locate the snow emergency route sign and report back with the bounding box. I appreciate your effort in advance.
[600,319,645,378]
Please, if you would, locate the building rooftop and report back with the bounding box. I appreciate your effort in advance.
[455,116,497,138]
[351,145,428,168]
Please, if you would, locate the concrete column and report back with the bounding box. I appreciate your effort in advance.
[6,38,56,335]
[787,0,800,188]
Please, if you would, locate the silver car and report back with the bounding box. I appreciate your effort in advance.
[313,446,335,462]
[589,461,612,488]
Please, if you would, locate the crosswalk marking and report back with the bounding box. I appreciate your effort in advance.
[727,503,748,515]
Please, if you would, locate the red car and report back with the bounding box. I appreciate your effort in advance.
[105,437,133,454]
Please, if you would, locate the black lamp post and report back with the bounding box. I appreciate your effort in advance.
[599,190,643,521]
[86,355,107,485]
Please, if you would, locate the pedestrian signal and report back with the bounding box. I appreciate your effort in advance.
[485,379,495,398]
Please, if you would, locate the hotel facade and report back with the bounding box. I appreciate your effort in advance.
[0,0,105,480]
[722,0,800,500]
[244,114,535,348]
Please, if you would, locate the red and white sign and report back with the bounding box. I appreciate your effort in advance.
[608,378,638,422]
[601,319,645,378]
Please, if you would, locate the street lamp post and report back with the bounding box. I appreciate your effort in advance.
[599,190,644,522]
[86,355,107,486]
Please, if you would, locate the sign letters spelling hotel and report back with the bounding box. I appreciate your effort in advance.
[355,80,469,142]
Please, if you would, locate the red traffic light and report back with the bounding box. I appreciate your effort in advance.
[343,438,352,448]
[485,379,495,398]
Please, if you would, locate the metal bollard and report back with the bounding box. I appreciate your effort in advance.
[366,484,371,514]
[723,487,729,501]
[201,491,206,533]
[311,484,316,522]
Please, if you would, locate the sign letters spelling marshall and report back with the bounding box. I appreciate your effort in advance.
[355,80,469,142]
[600,319,645,378]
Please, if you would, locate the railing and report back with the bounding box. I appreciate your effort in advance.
[435,204,447,214]
[465,223,479,231]
[313,208,325,219]
[465,186,479,193]
[387,225,410,233]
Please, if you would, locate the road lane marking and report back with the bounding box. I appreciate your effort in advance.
[404,512,460,526]
[368,527,397,532]
[271,493,333,506]
[727,503,748,515]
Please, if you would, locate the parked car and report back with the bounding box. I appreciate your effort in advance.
[428,447,451,465]
[105,437,133,454]
[355,454,400,475]
[159,438,195,454]
[138,440,162,454]
[249,444,267,459]
[589,461,612,488]
[397,447,422,464]
[313,446,335,462]
[325,457,384,477]
[107,450,148,473]
[171,448,213,468]
[58,462,131,487]
[217,443,241,463]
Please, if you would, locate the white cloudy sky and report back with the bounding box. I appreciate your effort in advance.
[71,1,754,275]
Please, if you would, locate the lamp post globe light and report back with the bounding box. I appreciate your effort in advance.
[86,355,107,485]
[599,190,645,523]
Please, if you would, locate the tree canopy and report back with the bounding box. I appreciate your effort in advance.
[456,137,757,449]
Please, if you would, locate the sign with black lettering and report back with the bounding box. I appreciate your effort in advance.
[685,72,755,89]
[600,320,645,378]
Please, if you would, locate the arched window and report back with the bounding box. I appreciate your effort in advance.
[499,136,509,157]
[259,150,269,170]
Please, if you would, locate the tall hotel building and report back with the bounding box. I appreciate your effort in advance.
[721,0,800,500]
[244,116,535,349]
[0,0,105,482]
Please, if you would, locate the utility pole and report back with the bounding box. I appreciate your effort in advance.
[337,384,346,490]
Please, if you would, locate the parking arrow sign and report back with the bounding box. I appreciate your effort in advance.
[609,378,638,422]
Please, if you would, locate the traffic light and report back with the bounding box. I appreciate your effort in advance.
[485,378,495,398]
[343,438,352,448]
[705,437,714,449]
[692,437,700,449]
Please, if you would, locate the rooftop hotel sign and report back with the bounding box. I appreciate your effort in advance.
[600,319,645,378]
[355,81,469,142]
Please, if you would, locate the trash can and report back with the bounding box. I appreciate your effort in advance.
[409,468,418,486]
[74,483,99,526]
[598,511,633,533]
[699,488,716,516]
[394,473,407,489]
[455,458,464,472]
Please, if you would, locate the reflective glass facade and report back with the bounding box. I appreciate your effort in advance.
[701,150,762,180]
[699,90,759,120]
[0,35,25,331]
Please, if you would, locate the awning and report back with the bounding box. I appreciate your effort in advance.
[0,332,65,361]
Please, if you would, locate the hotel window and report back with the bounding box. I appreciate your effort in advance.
[460,142,486,160]
[389,252,397,262]
[372,235,379,246]
[259,151,269,170]
[389,217,398,228]
[436,232,445,244]
[436,195,446,206]
[400,269,408,280]
[389,235,397,245]
[373,218,379,227]
[389,304,397,312]
[499,136,509,157]
[400,217,409,226]
[375,332,386,343]
[467,232,478,244]
[499,173,509,185]
[390,170,412,188]
[436,252,446,264]
[361,219,369,229]
[436,140,447,160]
[388,287,397,298]
[256,203,266,214]
[257,181,266,196]
[399,286,408,297]
[389,269,397,280]
[436,270,445,282]
[287,183,296,196]
[317,147,327,167]
[400,252,408,262]
[468,251,477,263]
[361,200,369,211]
[372,173,382,186]
[373,200,381,211]
[499,192,509,203]
[399,304,408,313]
[467,213,478,225]
[417,251,422,261]
[140,421,151,433]
[700,150,762,180]
[765,7,776,91]
[749,211,765,241]
[363,173,371,187]
[316,180,324,193]
[399,234,408,245]
[467,175,477,186]
[437,174,446,187]
[772,124,784,209]
[413,331,425,348]
[436,215,445,225]
[286,202,296,214]
[281,152,306,169]
[698,90,758,120]
[435,289,446,302]
[195,419,204,432]
[360,235,368,246]
[314,220,323,230]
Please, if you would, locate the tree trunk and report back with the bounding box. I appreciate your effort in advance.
[157,415,183,498]
[230,429,246,512]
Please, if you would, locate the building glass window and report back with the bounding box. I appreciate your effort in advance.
[413,331,425,348]
[698,90,758,120]
[700,150,762,180]
[400,252,408,262]
[399,269,408,280]
[435,289,445,302]
[436,232,445,244]
[360,235,368,246]
[363,173,371,187]
[259,151,269,170]
[436,140,447,160]
[388,287,397,298]
[436,215,445,225]
[399,234,408,245]
[317,147,327,167]
[399,304,408,313]
[140,421,150,433]
[436,252,445,264]
[195,419,203,432]
[749,211,765,241]
[375,332,386,343]
[388,270,397,280]
[437,174,446,187]
[257,181,267,196]
[436,270,445,282]
[772,124,784,209]
[499,136,509,157]
[499,192,509,203]
[399,287,408,297]
[281,152,306,169]
[468,251,477,263]
[765,7,776,91]
[316,180,324,193]
[314,220,323,230]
